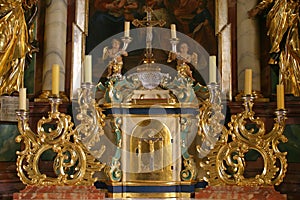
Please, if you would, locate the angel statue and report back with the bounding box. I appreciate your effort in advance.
[168,42,197,82]
[102,38,128,79]
[0,0,38,95]
[248,0,300,96]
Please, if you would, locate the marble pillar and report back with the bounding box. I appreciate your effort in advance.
[42,0,67,93]
[237,0,261,92]
[70,0,88,100]
[216,0,232,100]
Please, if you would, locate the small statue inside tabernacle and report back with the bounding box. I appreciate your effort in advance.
[0,0,38,95]
[102,38,128,79]
[248,0,300,96]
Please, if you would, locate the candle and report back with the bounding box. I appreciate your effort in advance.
[124,21,130,37]
[170,24,177,38]
[19,88,26,110]
[277,84,285,110]
[244,69,252,95]
[84,55,92,83]
[209,56,217,83]
[52,64,60,95]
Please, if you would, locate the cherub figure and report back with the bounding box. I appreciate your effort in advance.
[168,43,197,81]
[177,43,198,65]
[102,38,128,78]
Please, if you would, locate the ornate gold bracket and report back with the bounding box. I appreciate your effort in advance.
[200,95,288,186]
[15,97,104,186]
[105,117,123,182]
[180,117,197,181]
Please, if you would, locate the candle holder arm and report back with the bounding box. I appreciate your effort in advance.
[76,83,106,159]
[196,83,224,158]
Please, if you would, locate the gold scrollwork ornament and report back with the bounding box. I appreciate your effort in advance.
[200,95,288,186]
[16,98,104,186]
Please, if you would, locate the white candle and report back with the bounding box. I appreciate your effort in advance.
[52,64,60,95]
[124,21,130,37]
[171,24,177,38]
[244,69,252,95]
[19,88,26,110]
[209,56,217,83]
[84,55,92,83]
[277,84,285,110]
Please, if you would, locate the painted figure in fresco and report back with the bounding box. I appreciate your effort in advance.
[123,0,141,21]
[189,0,217,55]
[248,0,300,96]
[86,0,141,53]
[164,0,216,55]
[111,0,140,20]
[0,0,38,95]
[102,38,128,78]
[163,0,199,32]
[86,0,125,53]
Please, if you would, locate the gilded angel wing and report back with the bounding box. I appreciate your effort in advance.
[102,46,109,60]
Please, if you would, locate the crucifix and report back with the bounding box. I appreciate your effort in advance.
[139,135,163,171]
[132,7,166,64]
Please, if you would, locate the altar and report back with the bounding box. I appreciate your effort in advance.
[9,2,290,199]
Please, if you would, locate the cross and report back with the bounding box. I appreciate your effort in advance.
[132,7,166,63]
[132,7,166,28]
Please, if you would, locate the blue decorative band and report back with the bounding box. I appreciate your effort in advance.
[104,108,199,115]
[95,181,207,193]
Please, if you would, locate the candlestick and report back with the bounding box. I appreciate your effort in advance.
[19,88,27,110]
[84,55,92,83]
[171,24,177,38]
[244,69,252,95]
[124,21,130,37]
[209,56,217,83]
[277,84,285,110]
[52,64,60,95]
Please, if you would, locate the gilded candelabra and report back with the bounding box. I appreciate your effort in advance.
[200,94,288,186]
[15,96,103,186]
